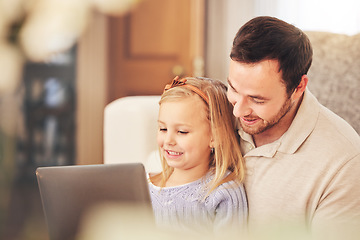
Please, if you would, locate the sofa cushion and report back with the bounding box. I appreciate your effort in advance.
[306,31,360,134]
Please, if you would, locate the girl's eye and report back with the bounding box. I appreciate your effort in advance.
[178,131,188,134]
[159,128,167,132]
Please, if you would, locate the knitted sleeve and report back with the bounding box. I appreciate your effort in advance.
[206,181,248,233]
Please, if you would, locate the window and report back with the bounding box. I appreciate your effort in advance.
[255,0,360,35]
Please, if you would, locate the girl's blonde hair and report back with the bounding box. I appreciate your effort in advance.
[151,77,245,194]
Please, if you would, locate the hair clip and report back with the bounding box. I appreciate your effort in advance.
[164,76,186,91]
[163,76,209,104]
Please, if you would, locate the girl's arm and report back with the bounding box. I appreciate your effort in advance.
[208,181,248,234]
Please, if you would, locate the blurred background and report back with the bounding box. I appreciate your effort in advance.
[0,0,359,239]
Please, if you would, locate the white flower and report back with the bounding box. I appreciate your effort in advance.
[19,0,91,62]
[0,41,24,136]
[0,41,24,94]
[0,0,27,25]
[90,0,142,16]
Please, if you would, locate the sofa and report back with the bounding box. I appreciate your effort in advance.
[103,31,360,168]
[305,31,360,134]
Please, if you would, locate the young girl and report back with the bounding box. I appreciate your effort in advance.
[149,76,247,234]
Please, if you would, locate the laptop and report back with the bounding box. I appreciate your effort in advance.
[36,163,153,240]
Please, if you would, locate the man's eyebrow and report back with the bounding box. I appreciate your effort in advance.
[227,78,236,91]
[249,95,269,100]
[227,78,270,101]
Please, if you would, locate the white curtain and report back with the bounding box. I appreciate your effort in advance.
[205,0,360,81]
[255,0,360,35]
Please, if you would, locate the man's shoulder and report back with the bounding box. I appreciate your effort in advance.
[299,90,360,150]
[315,104,360,149]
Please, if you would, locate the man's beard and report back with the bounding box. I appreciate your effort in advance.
[240,97,293,135]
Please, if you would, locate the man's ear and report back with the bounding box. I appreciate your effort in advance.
[292,74,308,100]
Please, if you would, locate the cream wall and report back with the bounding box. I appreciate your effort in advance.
[205,0,254,81]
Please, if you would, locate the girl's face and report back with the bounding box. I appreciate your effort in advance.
[157,96,212,175]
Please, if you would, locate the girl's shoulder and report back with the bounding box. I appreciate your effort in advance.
[147,172,163,187]
[213,179,245,194]
[205,181,247,210]
[205,171,246,202]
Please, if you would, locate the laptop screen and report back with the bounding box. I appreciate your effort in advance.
[36,163,153,240]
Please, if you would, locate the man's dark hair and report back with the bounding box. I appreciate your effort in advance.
[230,16,313,94]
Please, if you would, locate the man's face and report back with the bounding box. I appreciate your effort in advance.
[227,59,294,136]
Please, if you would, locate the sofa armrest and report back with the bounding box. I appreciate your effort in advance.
[103,96,162,172]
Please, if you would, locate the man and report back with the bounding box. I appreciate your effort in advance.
[227,16,360,237]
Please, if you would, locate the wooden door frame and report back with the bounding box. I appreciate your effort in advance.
[76,12,108,165]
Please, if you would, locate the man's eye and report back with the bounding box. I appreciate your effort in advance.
[252,98,265,104]
[227,85,236,94]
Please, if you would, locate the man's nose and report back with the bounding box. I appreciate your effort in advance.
[233,97,252,118]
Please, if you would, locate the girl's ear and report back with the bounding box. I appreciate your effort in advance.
[209,137,215,149]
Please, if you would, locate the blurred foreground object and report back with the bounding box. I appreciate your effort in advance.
[90,0,142,16]
[76,203,322,240]
[18,0,143,62]
[0,42,23,95]
[0,0,143,132]
[19,0,91,62]
[76,203,181,240]
[76,203,248,240]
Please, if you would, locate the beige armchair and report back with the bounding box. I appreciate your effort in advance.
[103,95,162,172]
[103,32,360,168]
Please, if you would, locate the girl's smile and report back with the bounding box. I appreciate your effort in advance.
[157,96,212,180]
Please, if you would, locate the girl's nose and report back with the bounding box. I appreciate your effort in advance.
[164,132,176,146]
